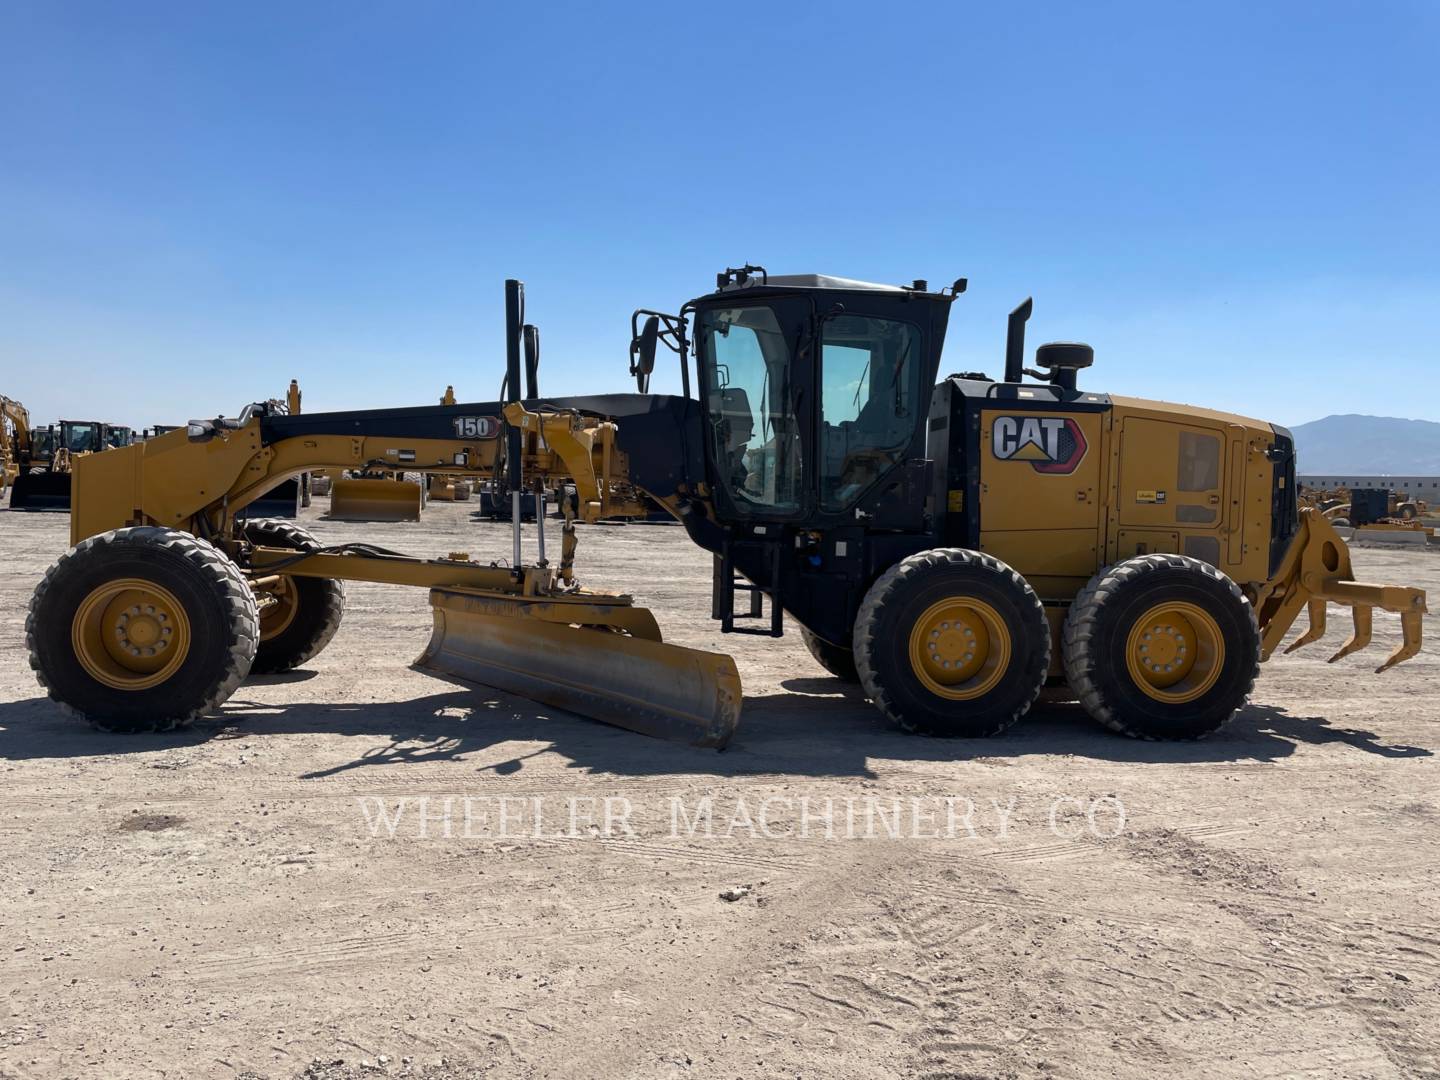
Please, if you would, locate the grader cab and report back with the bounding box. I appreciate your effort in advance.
[25,272,1426,747]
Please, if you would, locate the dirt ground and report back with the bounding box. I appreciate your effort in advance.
[1,500,1437,1080]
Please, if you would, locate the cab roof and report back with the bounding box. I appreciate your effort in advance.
[717,273,910,294]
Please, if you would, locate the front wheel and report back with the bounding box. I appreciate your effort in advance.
[855,549,1049,737]
[241,519,345,673]
[1062,554,1259,740]
[27,527,259,732]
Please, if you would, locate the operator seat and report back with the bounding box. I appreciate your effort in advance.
[716,387,756,492]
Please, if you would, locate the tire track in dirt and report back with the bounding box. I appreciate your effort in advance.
[537,840,933,1080]
[1121,825,1440,1078]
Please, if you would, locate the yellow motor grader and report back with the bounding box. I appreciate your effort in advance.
[425,387,474,502]
[25,274,1426,747]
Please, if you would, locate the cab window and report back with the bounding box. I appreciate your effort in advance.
[818,315,922,511]
[698,306,804,513]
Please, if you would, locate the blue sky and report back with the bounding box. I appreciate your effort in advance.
[2,1,1436,427]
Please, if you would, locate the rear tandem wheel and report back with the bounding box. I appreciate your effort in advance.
[800,626,859,682]
[1062,554,1259,740]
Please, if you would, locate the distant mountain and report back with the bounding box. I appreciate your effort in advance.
[1292,414,1440,475]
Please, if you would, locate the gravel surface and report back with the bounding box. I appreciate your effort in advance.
[1,500,1437,1079]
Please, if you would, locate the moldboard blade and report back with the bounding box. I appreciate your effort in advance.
[416,589,742,748]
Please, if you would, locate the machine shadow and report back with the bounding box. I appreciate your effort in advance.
[0,674,1428,777]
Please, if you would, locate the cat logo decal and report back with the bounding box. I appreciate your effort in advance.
[991,416,1088,475]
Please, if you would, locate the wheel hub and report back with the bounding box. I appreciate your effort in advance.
[115,605,173,655]
[257,577,299,641]
[908,598,1010,700]
[1124,602,1224,703]
[73,580,192,691]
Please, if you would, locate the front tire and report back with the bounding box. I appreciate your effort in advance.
[27,527,259,732]
[1062,554,1259,740]
[241,519,345,673]
[855,549,1049,737]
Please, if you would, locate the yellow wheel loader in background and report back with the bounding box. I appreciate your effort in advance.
[9,418,110,511]
[25,273,1426,748]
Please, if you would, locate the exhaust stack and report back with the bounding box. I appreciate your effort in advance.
[1004,297,1033,383]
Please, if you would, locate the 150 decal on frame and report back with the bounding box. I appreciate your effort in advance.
[452,416,500,439]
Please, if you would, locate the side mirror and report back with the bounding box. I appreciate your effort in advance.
[631,315,660,392]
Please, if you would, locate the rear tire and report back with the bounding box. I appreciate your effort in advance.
[800,627,859,682]
[1062,554,1258,740]
[241,519,345,673]
[855,549,1049,737]
[27,527,258,732]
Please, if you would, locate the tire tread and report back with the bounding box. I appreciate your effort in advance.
[241,518,345,673]
[26,527,259,732]
[1061,553,1259,740]
[854,548,1049,737]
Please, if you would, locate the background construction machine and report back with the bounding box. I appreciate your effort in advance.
[1301,485,1431,526]
[25,273,1426,748]
[426,388,474,502]
[1,395,31,496]
[9,418,107,510]
[235,381,309,519]
[327,468,425,520]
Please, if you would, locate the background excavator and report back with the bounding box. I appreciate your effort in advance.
[1,395,28,496]
[25,273,1426,747]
